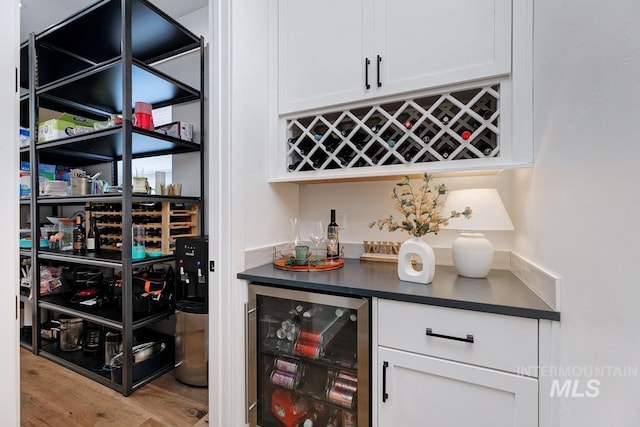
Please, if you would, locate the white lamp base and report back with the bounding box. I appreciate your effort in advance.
[451,232,494,278]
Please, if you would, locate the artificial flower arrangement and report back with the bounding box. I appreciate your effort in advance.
[369,173,473,237]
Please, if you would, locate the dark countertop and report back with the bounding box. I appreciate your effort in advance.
[237,258,560,321]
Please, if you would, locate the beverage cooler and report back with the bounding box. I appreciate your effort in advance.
[247,284,370,427]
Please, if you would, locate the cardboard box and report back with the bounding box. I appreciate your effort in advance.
[19,162,62,197]
[20,162,56,180]
[155,121,193,142]
[38,113,96,142]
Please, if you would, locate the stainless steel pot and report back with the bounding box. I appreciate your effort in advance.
[56,317,83,351]
[70,177,91,196]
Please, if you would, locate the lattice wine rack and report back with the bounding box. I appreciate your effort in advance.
[286,84,500,172]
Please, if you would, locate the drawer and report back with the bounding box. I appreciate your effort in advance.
[378,299,537,374]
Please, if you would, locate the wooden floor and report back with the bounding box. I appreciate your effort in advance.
[20,348,209,427]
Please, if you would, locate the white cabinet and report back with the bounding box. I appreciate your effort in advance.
[377,299,539,426]
[378,348,538,427]
[278,0,373,114]
[278,0,511,115]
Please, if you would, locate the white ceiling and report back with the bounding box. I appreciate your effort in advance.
[20,0,208,42]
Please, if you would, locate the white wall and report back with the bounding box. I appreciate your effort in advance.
[298,171,516,253]
[211,0,299,425]
[512,0,640,425]
[2,0,21,424]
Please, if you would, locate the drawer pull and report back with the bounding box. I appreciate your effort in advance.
[426,328,474,343]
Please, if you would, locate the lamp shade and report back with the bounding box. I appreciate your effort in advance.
[441,188,514,231]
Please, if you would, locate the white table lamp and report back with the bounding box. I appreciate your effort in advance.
[441,188,514,278]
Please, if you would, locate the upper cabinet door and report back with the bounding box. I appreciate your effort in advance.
[278,0,512,115]
[278,0,374,115]
[374,0,512,98]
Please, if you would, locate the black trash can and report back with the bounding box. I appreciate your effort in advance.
[174,299,208,386]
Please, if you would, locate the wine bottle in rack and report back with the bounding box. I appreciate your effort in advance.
[380,127,401,148]
[289,135,317,155]
[327,209,340,259]
[402,145,420,162]
[340,127,353,138]
[369,118,383,134]
[349,128,371,150]
[309,150,329,169]
[336,149,357,167]
[475,142,495,156]
[480,109,494,120]
[323,132,342,153]
[353,158,370,168]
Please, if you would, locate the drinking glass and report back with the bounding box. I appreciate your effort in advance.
[308,221,325,254]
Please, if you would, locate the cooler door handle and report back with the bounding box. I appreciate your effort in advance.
[382,361,389,402]
[245,303,257,423]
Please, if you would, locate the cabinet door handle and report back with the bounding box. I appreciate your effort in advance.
[426,328,475,343]
[365,57,371,90]
[376,54,382,88]
[382,361,389,402]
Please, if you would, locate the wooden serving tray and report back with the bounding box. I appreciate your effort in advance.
[273,256,344,272]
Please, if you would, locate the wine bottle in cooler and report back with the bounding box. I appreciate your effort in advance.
[327,209,340,259]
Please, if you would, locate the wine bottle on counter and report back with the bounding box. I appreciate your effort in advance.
[326,209,340,259]
[72,215,86,255]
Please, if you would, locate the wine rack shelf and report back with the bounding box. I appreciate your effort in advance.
[286,84,500,172]
[88,201,199,255]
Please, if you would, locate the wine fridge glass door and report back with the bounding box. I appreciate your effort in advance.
[247,284,369,427]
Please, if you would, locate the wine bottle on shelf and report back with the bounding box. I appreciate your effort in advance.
[326,209,340,259]
[86,214,100,252]
[72,215,86,255]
